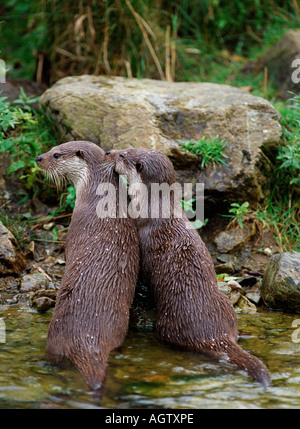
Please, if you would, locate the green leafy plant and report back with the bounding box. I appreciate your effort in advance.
[254,204,300,251]
[253,93,300,251]
[181,197,195,214]
[277,144,300,186]
[216,273,242,282]
[181,197,208,230]
[277,93,300,192]
[0,90,58,192]
[0,94,35,134]
[65,186,76,209]
[224,201,250,229]
[59,186,76,212]
[179,136,228,168]
[47,186,77,218]
[0,212,30,248]
[13,87,40,112]
[0,89,78,224]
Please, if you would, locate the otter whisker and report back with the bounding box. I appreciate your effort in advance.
[44,170,55,186]
[104,160,116,176]
[97,161,115,181]
[98,161,113,174]
[45,168,67,190]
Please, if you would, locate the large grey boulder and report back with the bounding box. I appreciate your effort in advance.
[261,252,300,313]
[40,75,282,204]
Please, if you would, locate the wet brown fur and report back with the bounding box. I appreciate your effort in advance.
[37,141,139,392]
[106,148,270,388]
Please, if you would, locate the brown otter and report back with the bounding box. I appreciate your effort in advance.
[36,141,139,393]
[106,148,270,388]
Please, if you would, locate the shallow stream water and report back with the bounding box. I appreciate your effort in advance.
[0,304,299,409]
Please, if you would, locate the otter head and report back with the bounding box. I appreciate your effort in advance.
[105,148,176,187]
[36,141,106,191]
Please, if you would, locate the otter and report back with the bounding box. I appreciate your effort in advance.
[106,148,270,388]
[36,141,139,393]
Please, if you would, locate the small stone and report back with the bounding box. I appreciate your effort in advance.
[245,290,262,305]
[31,289,57,300]
[214,262,235,274]
[227,280,245,294]
[43,222,55,231]
[24,240,36,259]
[263,247,272,256]
[216,254,241,272]
[32,296,56,312]
[217,281,231,297]
[20,271,50,293]
[214,223,256,253]
[230,291,242,306]
[237,295,257,313]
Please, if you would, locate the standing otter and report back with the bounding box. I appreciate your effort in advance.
[36,141,139,393]
[106,148,270,388]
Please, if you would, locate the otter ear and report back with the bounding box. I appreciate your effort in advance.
[136,162,143,173]
[76,150,85,160]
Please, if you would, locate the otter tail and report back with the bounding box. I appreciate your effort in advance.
[47,344,108,395]
[72,353,108,394]
[217,340,270,388]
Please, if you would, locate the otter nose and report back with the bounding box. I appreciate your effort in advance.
[106,151,111,155]
[36,155,43,163]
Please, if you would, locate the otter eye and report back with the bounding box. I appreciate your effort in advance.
[53,153,60,159]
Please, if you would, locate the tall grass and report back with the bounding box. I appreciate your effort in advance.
[43,0,300,82]
[43,0,173,81]
[2,0,298,83]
